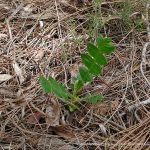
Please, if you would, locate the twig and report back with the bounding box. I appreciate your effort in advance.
[6,19,13,41]
[94,113,124,130]
[140,2,150,87]
[146,2,150,40]
[140,42,150,86]
[128,98,150,111]
[6,3,24,40]
[54,0,62,40]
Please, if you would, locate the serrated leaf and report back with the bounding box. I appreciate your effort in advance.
[81,53,101,75]
[79,66,92,82]
[48,76,68,100]
[39,76,52,93]
[96,37,115,54]
[85,94,103,104]
[87,43,108,65]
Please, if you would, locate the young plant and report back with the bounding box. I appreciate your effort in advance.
[39,36,115,111]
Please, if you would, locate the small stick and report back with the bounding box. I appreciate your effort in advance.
[128,98,150,111]
[140,2,150,87]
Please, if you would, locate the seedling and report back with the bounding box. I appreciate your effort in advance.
[39,36,115,111]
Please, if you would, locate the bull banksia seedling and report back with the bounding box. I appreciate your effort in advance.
[39,36,115,111]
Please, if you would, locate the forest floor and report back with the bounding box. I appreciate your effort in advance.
[0,0,150,150]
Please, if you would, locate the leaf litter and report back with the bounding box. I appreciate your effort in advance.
[0,0,149,149]
[0,74,13,82]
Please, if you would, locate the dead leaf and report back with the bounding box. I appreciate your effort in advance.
[93,100,119,116]
[94,102,109,116]
[0,87,16,98]
[27,112,43,124]
[45,99,60,126]
[69,0,90,7]
[51,125,76,140]
[38,137,77,150]
[39,21,44,28]
[21,4,33,17]
[0,33,8,39]
[34,49,44,62]
[0,74,13,82]
[12,62,25,84]
[69,63,81,83]
[70,64,78,78]
[109,100,119,111]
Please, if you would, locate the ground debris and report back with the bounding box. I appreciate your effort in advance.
[0,0,149,149]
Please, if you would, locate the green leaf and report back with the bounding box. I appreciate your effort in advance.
[39,76,52,93]
[48,76,68,100]
[73,80,84,93]
[69,104,78,112]
[81,53,101,75]
[79,66,92,82]
[87,43,108,65]
[96,37,115,54]
[85,94,103,104]
[40,76,69,101]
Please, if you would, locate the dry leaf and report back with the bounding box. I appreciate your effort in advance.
[0,87,16,98]
[38,137,77,150]
[27,112,43,124]
[109,100,119,111]
[46,99,60,126]
[0,74,13,82]
[0,33,8,39]
[34,49,44,62]
[69,64,78,78]
[21,4,33,17]
[51,125,76,140]
[69,63,80,83]
[39,21,44,28]
[94,102,108,116]
[13,62,25,84]
[99,124,107,136]
[69,0,90,7]
[94,100,119,116]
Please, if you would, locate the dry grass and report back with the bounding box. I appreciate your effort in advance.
[0,0,150,150]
